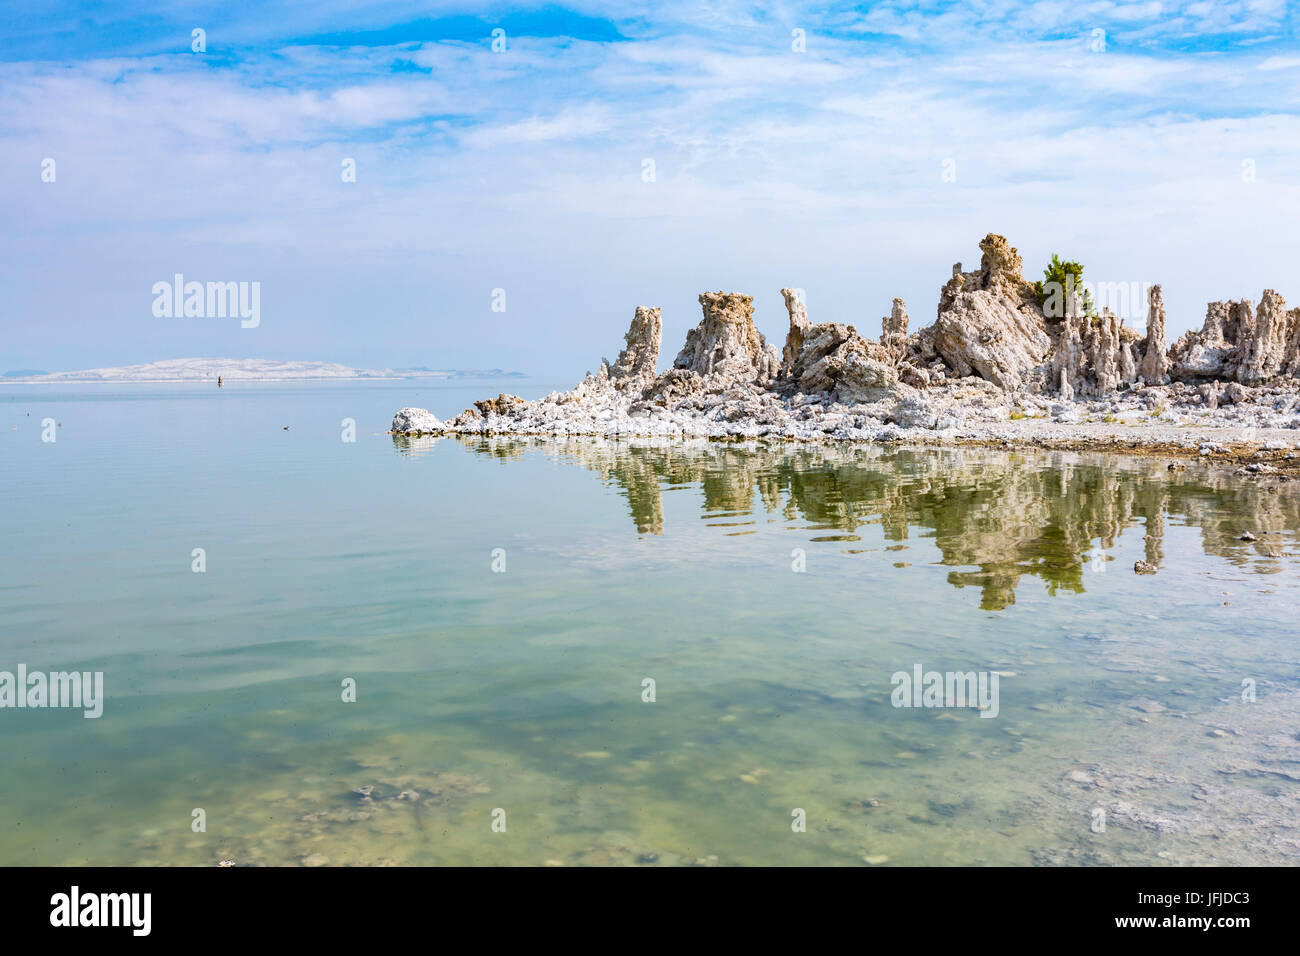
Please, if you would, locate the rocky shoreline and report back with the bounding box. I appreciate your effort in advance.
[392,234,1300,467]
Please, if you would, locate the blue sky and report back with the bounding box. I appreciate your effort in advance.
[2,1,1299,376]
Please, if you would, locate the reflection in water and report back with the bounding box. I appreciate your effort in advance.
[11,387,1300,868]
[394,434,1299,611]
[7,419,1298,867]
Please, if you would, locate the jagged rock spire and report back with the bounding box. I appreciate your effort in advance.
[882,298,909,363]
[779,288,810,375]
[674,292,780,384]
[1138,285,1169,384]
[609,305,662,388]
[1170,292,1300,384]
[932,234,1050,391]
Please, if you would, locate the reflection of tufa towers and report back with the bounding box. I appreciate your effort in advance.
[428,435,1300,611]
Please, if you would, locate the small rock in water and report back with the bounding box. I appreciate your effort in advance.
[301,854,329,867]
[391,406,443,434]
[1134,560,1157,574]
[862,854,890,865]
[1066,769,1109,789]
[1239,531,1257,541]
[1131,699,1167,714]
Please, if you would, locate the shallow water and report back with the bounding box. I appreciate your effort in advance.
[2,382,1298,866]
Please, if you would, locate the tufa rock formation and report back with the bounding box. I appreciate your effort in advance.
[674,292,781,385]
[394,232,1300,441]
[1139,285,1169,384]
[784,322,904,404]
[1169,301,1241,380]
[609,306,662,389]
[779,288,810,374]
[392,406,442,433]
[881,298,910,364]
[777,289,906,402]
[1052,305,1145,399]
[1225,290,1295,386]
[474,394,525,416]
[931,235,1051,391]
[1169,292,1300,385]
[1049,284,1169,398]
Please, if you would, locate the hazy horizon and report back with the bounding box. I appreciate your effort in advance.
[0,356,529,379]
[4,2,1298,379]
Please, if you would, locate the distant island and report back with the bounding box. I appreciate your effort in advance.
[2,358,525,384]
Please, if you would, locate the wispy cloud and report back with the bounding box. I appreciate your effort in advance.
[1,2,1297,374]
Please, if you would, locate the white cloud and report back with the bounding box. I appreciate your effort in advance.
[1258,55,1300,70]
[1,7,1298,373]
[461,104,613,148]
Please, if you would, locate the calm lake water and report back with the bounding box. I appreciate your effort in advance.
[2,380,1298,866]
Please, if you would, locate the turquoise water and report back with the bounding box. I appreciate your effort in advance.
[2,381,1298,866]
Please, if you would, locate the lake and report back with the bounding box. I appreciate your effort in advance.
[1,380,1297,866]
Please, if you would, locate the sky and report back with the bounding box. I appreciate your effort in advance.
[2,1,1299,377]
